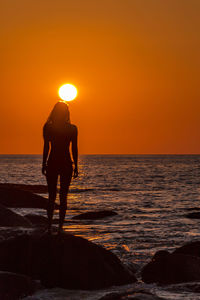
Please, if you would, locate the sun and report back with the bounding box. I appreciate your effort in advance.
[58,83,78,102]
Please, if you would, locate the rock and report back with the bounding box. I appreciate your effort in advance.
[25,214,48,225]
[0,271,36,300]
[0,186,59,209]
[0,232,136,290]
[141,250,200,284]
[24,214,60,226]
[0,183,48,194]
[185,212,200,219]
[99,293,122,300]
[72,210,118,220]
[99,291,164,300]
[185,207,200,211]
[0,204,32,227]
[0,234,33,275]
[173,241,200,257]
[124,261,139,275]
[124,294,164,300]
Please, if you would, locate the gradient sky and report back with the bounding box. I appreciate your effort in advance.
[1,0,200,154]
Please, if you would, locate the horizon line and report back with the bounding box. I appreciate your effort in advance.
[0,153,200,156]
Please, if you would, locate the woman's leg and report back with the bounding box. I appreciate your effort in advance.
[59,167,72,231]
[46,168,58,232]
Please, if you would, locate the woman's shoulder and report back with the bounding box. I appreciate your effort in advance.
[43,122,52,138]
[43,122,51,131]
[67,123,78,132]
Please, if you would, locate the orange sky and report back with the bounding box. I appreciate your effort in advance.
[1,0,200,154]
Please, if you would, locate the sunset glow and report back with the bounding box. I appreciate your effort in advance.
[58,84,78,102]
[1,0,200,154]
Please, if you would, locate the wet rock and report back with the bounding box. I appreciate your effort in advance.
[185,212,200,219]
[99,291,164,300]
[0,271,36,300]
[142,250,200,284]
[0,204,32,227]
[173,241,200,257]
[125,295,164,300]
[72,210,118,220]
[185,207,200,211]
[0,232,136,290]
[124,295,164,300]
[0,186,59,209]
[24,214,60,226]
[0,234,31,275]
[0,183,48,194]
[25,214,48,225]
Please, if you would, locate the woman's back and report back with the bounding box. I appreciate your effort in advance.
[43,122,77,167]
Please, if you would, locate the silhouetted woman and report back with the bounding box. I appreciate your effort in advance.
[42,101,78,233]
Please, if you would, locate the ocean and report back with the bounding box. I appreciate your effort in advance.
[1,154,200,299]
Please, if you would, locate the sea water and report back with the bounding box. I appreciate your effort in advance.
[1,154,200,299]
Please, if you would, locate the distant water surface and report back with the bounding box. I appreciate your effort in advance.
[1,154,200,299]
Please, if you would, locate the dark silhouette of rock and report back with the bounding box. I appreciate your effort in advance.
[124,294,164,300]
[0,186,59,209]
[142,250,200,284]
[185,207,200,211]
[25,214,48,225]
[25,214,59,226]
[0,204,32,227]
[0,232,136,290]
[0,271,36,300]
[173,241,200,257]
[99,291,164,300]
[72,210,118,220]
[0,183,47,193]
[124,261,139,275]
[185,212,200,219]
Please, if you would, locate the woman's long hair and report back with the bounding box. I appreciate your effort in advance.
[46,101,70,126]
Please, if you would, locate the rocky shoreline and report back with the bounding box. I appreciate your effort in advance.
[0,183,200,299]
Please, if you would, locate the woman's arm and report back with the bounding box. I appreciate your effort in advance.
[42,124,50,175]
[72,125,78,178]
[42,140,49,175]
